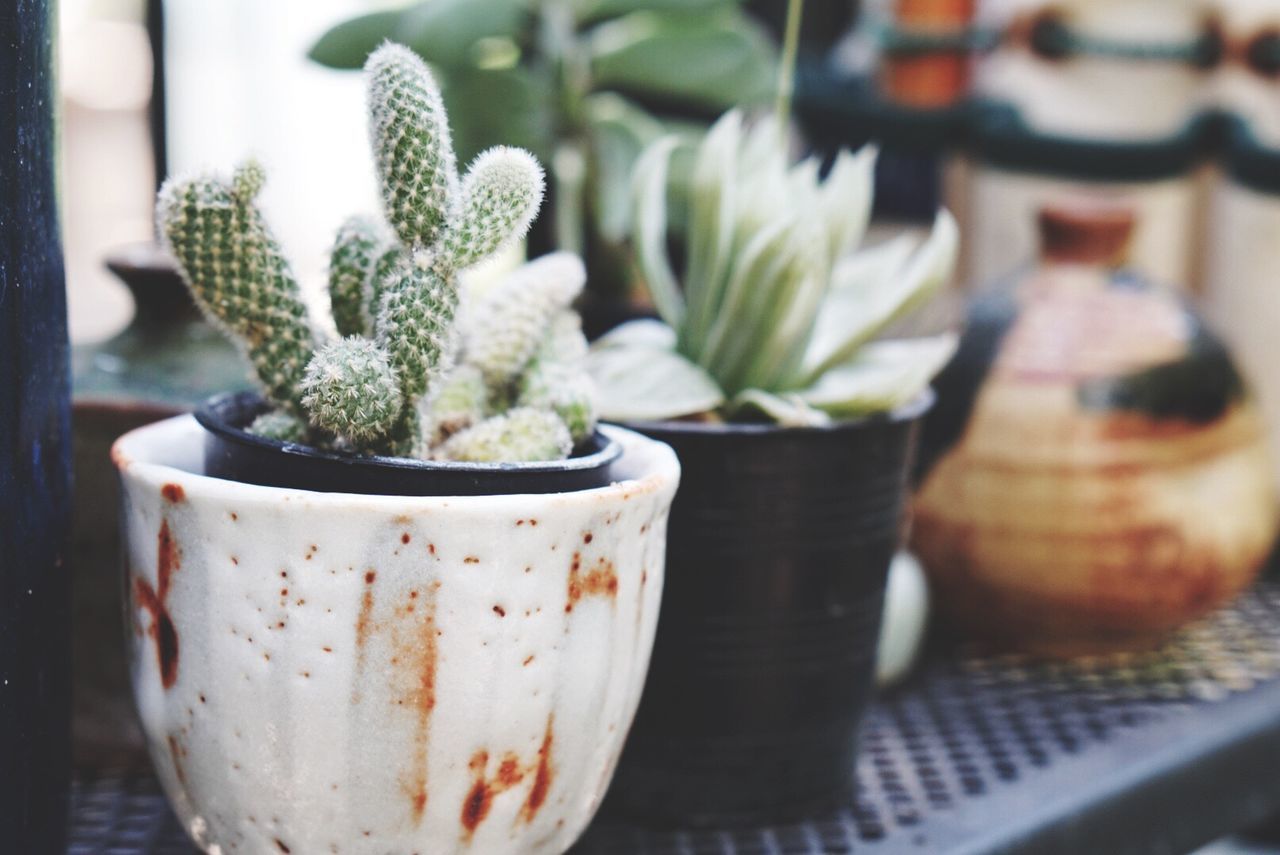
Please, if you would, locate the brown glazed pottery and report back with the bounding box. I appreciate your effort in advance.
[912,201,1278,656]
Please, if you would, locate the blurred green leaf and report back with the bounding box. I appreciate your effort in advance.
[588,10,777,110]
[309,0,529,71]
[631,137,685,328]
[441,66,556,165]
[575,0,742,26]
[585,93,665,243]
[398,0,530,69]
[309,10,407,70]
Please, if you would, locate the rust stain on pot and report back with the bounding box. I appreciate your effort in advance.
[399,579,441,826]
[274,839,291,853]
[566,553,618,612]
[520,715,555,824]
[161,482,186,503]
[135,519,181,689]
[458,714,556,837]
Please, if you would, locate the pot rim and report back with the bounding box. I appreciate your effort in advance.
[112,415,679,508]
[195,390,623,477]
[617,388,935,437]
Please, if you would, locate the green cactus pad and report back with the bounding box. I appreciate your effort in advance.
[376,253,460,403]
[445,146,545,270]
[367,43,458,250]
[328,216,393,337]
[465,252,585,388]
[249,411,309,444]
[438,406,572,463]
[157,162,317,414]
[301,336,404,443]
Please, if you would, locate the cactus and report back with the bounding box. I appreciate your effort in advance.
[301,336,403,443]
[328,216,393,337]
[249,411,309,444]
[423,363,490,445]
[439,407,573,463]
[442,147,545,270]
[367,43,457,250]
[157,42,590,464]
[157,161,317,415]
[464,252,585,388]
[517,311,596,443]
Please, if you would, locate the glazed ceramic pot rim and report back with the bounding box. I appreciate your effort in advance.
[113,415,679,510]
[619,389,935,438]
[196,390,623,477]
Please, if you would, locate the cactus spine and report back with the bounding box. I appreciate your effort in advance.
[158,42,592,464]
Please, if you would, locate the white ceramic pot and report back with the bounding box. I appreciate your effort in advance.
[962,164,1200,291]
[112,415,679,855]
[1204,172,1280,490]
[975,0,1206,140]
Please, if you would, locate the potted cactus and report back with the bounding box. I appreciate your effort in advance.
[307,0,780,333]
[586,98,959,823]
[113,44,680,854]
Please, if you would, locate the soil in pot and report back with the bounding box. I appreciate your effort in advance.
[195,391,623,497]
[602,395,931,827]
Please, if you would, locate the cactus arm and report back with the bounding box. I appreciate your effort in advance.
[464,251,585,389]
[249,411,309,444]
[300,336,403,444]
[438,407,572,463]
[328,216,394,337]
[157,161,317,414]
[375,252,461,406]
[421,362,489,447]
[366,43,458,250]
[513,309,596,444]
[443,146,545,270]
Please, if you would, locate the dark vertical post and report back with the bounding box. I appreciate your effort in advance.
[0,0,73,850]
[147,0,167,190]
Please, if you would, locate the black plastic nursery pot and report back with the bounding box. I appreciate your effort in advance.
[194,392,622,497]
[603,394,933,827]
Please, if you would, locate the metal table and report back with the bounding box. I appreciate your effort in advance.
[70,583,1280,854]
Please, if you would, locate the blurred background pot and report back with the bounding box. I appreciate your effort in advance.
[913,200,1278,657]
[113,415,677,854]
[603,395,931,827]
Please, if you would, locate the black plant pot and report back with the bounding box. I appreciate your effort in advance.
[604,394,932,827]
[195,392,622,496]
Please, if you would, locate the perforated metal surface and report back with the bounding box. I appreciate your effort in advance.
[70,583,1280,854]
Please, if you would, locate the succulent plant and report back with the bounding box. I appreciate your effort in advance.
[309,0,780,301]
[586,109,960,426]
[158,43,595,462]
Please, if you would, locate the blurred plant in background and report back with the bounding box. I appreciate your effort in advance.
[309,0,779,307]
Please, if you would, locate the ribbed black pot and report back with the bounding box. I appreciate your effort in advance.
[1,1,72,849]
[604,395,932,827]
[195,392,622,496]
